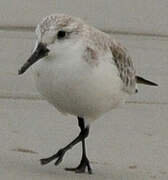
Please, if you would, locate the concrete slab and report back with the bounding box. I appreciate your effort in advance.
[0,0,168,36]
[0,31,167,103]
[0,99,168,179]
[0,31,39,99]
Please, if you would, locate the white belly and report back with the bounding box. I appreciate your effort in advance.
[33,56,128,122]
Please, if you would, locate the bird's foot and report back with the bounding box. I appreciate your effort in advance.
[40,149,66,166]
[65,155,92,174]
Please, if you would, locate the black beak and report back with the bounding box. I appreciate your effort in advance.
[18,42,49,75]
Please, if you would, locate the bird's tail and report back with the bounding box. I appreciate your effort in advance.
[136,76,158,86]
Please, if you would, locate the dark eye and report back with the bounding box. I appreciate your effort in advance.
[57,31,66,39]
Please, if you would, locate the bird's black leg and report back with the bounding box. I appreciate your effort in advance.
[40,117,91,173]
[65,117,92,174]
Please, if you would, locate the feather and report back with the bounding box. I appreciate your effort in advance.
[136,76,158,86]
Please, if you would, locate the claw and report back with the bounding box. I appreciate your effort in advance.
[40,149,65,166]
[65,156,92,174]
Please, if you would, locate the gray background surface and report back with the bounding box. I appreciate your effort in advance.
[0,0,168,179]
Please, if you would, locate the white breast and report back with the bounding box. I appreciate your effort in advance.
[33,44,128,123]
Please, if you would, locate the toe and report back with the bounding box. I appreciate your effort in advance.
[40,158,51,165]
[65,167,77,172]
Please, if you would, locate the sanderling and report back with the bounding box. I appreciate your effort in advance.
[18,14,158,174]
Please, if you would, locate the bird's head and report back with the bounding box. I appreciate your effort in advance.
[18,14,84,75]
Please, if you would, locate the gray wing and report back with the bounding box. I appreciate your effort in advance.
[110,43,136,94]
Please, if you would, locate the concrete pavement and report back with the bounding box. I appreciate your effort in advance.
[0,99,168,180]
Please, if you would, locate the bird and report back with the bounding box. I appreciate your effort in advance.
[18,13,158,174]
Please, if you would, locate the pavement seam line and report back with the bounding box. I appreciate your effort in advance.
[1,26,168,39]
[0,96,167,105]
